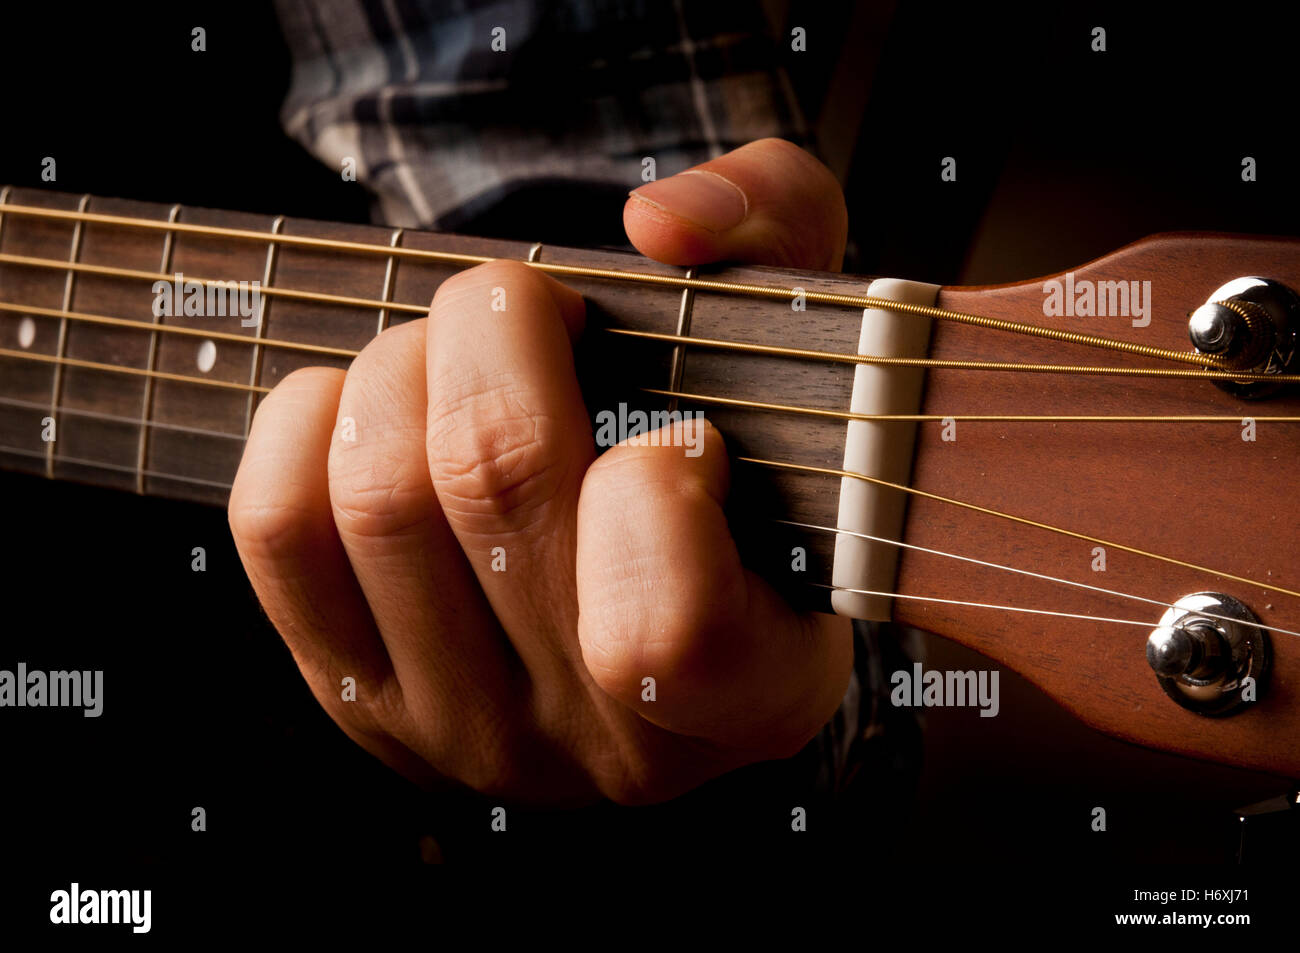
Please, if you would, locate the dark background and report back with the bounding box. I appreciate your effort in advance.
[2,0,1298,931]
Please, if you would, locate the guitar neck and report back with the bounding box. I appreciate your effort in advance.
[9,186,1300,778]
[0,186,872,609]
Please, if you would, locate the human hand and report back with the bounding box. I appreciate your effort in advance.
[228,138,853,805]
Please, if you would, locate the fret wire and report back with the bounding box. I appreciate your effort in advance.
[610,328,1296,383]
[0,300,357,357]
[527,242,544,263]
[0,346,270,394]
[0,392,243,441]
[47,195,91,479]
[739,455,1300,600]
[136,204,183,494]
[376,227,405,336]
[0,203,1227,369]
[666,266,696,415]
[245,217,285,437]
[0,251,429,315]
[0,186,12,244]
[0,442,235,490]
[640,386,1300,422]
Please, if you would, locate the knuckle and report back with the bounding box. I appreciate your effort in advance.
[328,418,432,538]
[320,664,408,736]
[427,374,563,525]
[329,321,433,539]
[329,453,433,539]
[584,603,724,698]
[228,493,318,562]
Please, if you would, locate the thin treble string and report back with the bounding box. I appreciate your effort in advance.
[0,283,1292,382]
[0,442,235,489]
[2,345,1295,423]
[777,518,1300,638]
[810,582,1163,628]
[642,386,1300,423]
[0,346,272,393]
[613,330,1297,383]
[741,456,1300,600]
[0,393,245,441]
[0,202,1227,368]
[1,347,1293,606]
[0,301,358,358]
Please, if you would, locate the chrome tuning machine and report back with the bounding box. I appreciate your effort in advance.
[1188,277,1299,398]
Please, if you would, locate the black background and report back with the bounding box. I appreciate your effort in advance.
[2,0,1298,934]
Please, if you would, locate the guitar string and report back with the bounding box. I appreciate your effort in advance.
[0,442,234,489]
[3,419,1291,634]
[774,519,1300,638]
[0,283,1292,383]
[0,202,1228,369]
[0,392,245,441]
[1,430,1286,637]
[611,329,1292,382]
[0,206,1295,603]
[810,583,1164,628]
[2,346,1295,423]
[0,346,273,393]
[0,300,357,358]
[2,342,1290,603]
[640,387,1300,423]
[742,457,1300,600]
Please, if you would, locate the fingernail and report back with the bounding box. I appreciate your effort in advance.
[629,170,749,232]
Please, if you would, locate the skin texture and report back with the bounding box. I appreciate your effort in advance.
[229,138,855,806]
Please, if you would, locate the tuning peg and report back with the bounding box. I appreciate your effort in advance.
[1146,620,1227,679]
[1146,592,1270,716]
[1188,277,1299,398]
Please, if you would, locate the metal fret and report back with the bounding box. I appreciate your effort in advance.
[135,204,183,494]
[375,227,405,336]
[244,216,285,436]
[666,267,696,414]
[46,194,91,479]
[527,242,544,263]
[0,186,12,244]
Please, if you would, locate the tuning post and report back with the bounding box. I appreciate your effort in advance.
[1146,592,1270,716]
[1188,277,1300,398]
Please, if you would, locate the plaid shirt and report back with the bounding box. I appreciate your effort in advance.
[272,0,917,805]
[274,0,812,230]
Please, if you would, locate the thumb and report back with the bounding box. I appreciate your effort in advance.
[623,138,848,271]
[575,418,853,760]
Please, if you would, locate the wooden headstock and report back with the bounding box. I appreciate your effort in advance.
[900,232,1300,777]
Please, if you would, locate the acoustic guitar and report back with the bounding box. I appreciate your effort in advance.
[1,185,1296,781]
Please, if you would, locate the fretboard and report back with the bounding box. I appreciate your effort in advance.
[0,187,878,609]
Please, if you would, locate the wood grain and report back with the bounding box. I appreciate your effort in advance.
[907,233,1300,778]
